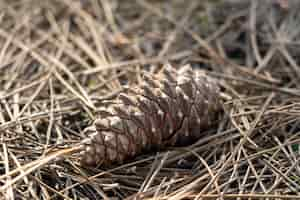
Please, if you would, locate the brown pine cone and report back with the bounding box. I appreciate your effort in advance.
[80,64,222,166]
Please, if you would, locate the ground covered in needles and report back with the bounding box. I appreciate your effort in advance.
[1,0,300,199]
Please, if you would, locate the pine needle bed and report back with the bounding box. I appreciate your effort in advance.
[0,0,300,199]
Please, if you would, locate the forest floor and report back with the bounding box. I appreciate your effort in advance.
[1,0,300,199]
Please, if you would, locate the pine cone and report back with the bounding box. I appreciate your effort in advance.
[80,64,222,166]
